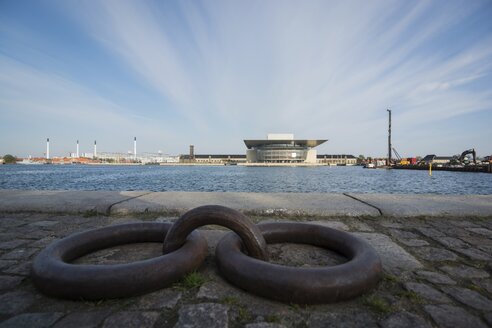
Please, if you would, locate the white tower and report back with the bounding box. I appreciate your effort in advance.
[134,137,137,161]
[46,138,50,159]
[94,140,97,158]
[76,140,79,158]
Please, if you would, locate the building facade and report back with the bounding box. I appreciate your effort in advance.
[316,154,357,165]
[244,134,327,164]
[179,154,246,164]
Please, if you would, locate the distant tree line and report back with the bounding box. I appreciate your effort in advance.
[2,154,17,164]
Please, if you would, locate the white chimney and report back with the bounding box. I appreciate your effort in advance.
[46,138,50,159]
[76,140,79,158]
[134,137,137,160]
[94,140,97,158]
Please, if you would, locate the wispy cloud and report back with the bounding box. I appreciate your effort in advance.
[0,55,170,155]
[1,0,492,156]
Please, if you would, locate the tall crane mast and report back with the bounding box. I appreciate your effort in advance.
[387,109,392,165]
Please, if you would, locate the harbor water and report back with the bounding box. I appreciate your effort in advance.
[1,165,491,194]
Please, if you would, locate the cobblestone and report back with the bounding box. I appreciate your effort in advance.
[307,311,378,328]
[354,233,423,274]
[414,227,445,238]
[101,312,160,328]
[0,213,490,327]
[0,248,37,261]
[449,220,481,228]
[465,227,492,237]
[432,236,468,248]
[380,311,431,328]
[415,271,456,285]
[440,265,490,279]
[484,313,492,326]
[411,247,459,262]
[404,282,452,304]
[453,247,492,261]
[29,221,59,228]
[0,240,29,250]
[0,291,36,315]
[131,289,182,310]
[174,303,229,328]
[398,239,429,247]
[0,312,63,328]
[472,278,492,294]
[441,286,492,311]
[0,261,16,271]
[244,323,286,328]
[51,311,110,328]
[423,304,487,328]
[0,275,23,291]
[2,262,31,276]
[350,220,374,232]
[458,236,492,247]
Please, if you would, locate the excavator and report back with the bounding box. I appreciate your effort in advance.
[450,148,476,165]
[459,148,476,165]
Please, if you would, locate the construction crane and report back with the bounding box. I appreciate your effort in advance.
[392,148,402,162]
[392,147,413,165]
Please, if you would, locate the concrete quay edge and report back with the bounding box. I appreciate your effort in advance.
[0,190,492,218]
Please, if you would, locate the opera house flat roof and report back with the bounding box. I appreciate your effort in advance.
[244,139,328,149]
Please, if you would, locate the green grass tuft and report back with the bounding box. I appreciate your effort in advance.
[175,271,207,290]
[265,314,281,323]
[397,290,422,303]
[237,306,251,321]
[221,296,239,305]
[383,274,400,283]
[363,294,393,314]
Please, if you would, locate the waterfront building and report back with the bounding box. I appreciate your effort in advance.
[178,136,356,166]
[421,155,454,165]
[244,134,327,164]
[316,154,357,166]
[179,154,246,164]
[97,152,178,164]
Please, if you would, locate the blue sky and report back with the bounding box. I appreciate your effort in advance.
[1,0,491,158]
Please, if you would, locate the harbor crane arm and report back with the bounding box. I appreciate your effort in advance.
[392,148,402,161]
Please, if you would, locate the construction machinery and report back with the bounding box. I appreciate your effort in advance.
[459,148,476,164]
[449,148,477,166]
[392,148,416,165]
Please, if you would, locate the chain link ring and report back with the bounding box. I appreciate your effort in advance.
[31,222,207,300]
[163,205,268,260]
[216,222,382,304]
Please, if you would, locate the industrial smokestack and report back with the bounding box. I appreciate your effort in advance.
[134,137,137,161]
[76,140,79,158]
[46,138,50,159]
[94,140,97,158]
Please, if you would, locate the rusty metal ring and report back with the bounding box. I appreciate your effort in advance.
[31,222,207,300]
[216,222,382,304]
[163,205,268,260]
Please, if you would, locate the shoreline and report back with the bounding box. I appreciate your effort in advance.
[1,190,491,218]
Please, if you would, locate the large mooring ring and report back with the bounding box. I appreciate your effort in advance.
[31,222,208,300]
[216,222,382,304]
[163,205,268,261]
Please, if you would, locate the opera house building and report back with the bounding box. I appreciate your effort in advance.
[244,134,327,164]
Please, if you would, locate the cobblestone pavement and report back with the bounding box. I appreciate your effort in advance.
[0,213,491,328]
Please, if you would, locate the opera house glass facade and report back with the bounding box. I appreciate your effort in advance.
[244,134,327,164]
